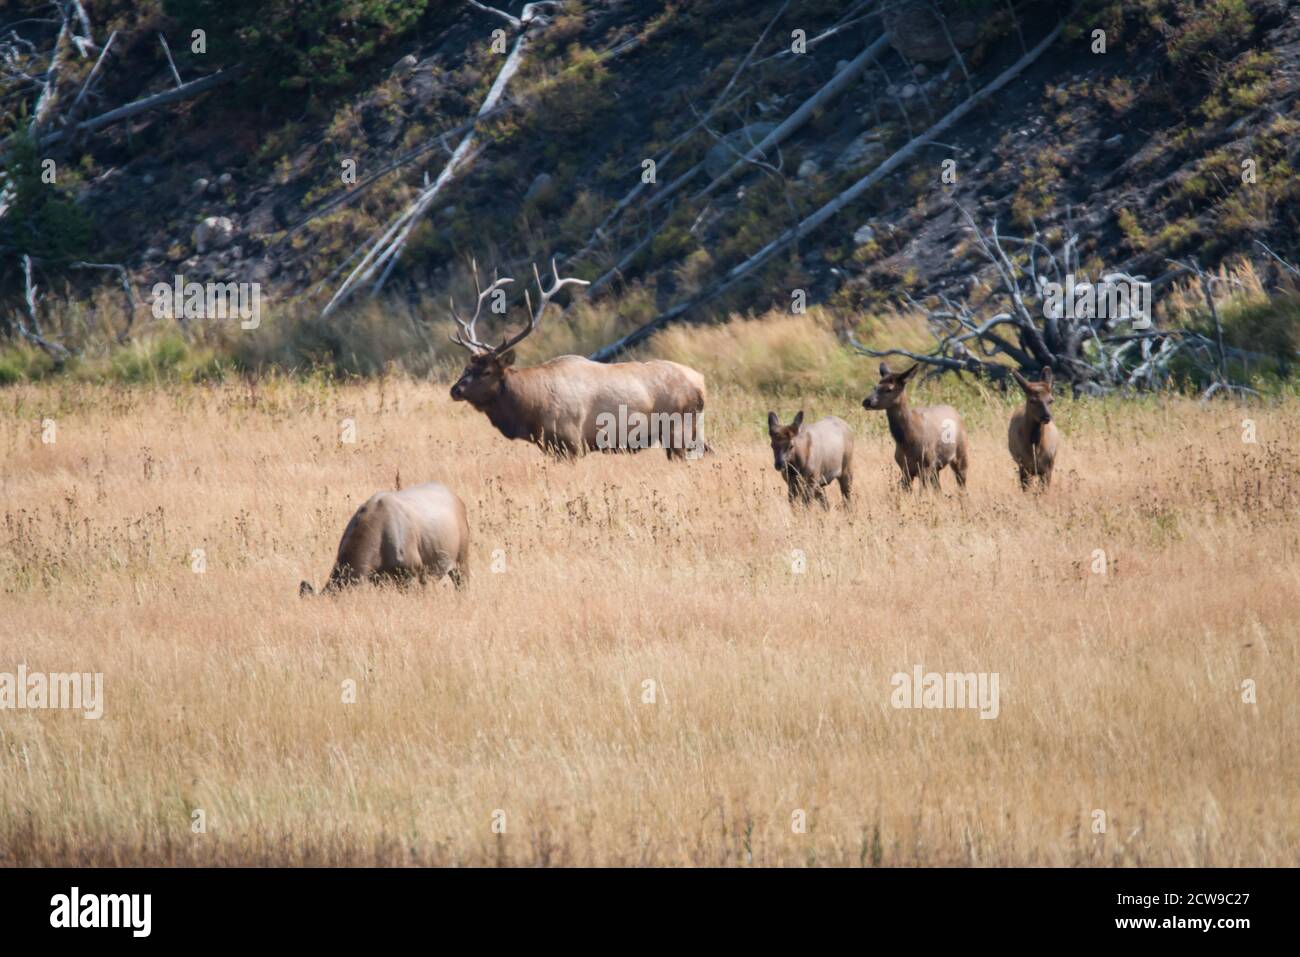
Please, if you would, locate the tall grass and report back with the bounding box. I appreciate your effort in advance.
[1,375,1297,865]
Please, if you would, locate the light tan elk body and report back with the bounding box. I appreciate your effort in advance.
[767,411,854,508]
[448,261,707,459]
[1008,368,1059,489]
[862,362,968,490]
[299,482,469,595]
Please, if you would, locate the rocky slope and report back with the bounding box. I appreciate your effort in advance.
[3,0,1298,370]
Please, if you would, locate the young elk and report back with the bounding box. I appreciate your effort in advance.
[861,362,968,491]
[299,482,469,595]
[767,411,854,508]
[448,260,708,460]
[1008,368,1059,490]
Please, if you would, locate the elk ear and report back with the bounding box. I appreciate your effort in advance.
[1041,367,1054,390]
[1011,369,1031,392]
[792,410,804,430]
[497,349,516,367]
[767,412,780,434]
[899,363,920,383]
[878,361,891,377]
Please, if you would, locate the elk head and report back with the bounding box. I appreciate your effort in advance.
[1012,368,1054,423]
[448,258,589,408]
[862,362,919,410]
[767,410,804,472]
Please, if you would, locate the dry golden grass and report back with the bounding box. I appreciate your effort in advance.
[1,372,1297,866]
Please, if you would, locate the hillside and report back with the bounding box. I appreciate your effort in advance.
[1,0,1298,387]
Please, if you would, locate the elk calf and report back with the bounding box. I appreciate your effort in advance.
[861,362,968,490]
[767,411,854,508]
[300,482,469,595]
[1008,368,1059,489]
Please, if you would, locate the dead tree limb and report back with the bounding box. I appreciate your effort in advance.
[751,0,878,66]
[68,28,115,116]
[158,33,182,87]
[68,260,137,341]
[13,255,71,364]
[29,8,70,135]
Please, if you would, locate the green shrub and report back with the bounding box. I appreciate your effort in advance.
[165,0,431,105]
[0,131,93,263]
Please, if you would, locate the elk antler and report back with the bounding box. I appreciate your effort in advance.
[493,258,591,356]
[448,259,514,354]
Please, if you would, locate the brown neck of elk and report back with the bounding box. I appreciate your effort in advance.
[447,257,590,432]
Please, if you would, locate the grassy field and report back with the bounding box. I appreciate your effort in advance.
[1,370,1297,866]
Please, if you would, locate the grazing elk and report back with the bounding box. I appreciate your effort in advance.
[448,260,708,460]
[767,411,854,508]
[1008,368,1059,490]
[299,482,469,595]
[862,362,968,490]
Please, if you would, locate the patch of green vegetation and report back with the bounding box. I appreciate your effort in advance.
[165,0,430,106]
[1011,146,1066,229]
[0,131,93,263]
[1116,208,1149,252]
[1167,0,1253,70]
[1201,51,1275,124]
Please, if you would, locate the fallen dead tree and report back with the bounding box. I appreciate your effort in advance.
[589,11,1073,362]
[38,66,245,149]
[573,16,888,300]
[847,206,1269,397]
[321,1,569,317]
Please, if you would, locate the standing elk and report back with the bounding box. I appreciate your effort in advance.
[767,411,854,508]
[1008,368,1059,489]
[862,362,968,491]
[447,260,708,459]
[299,482,469,595]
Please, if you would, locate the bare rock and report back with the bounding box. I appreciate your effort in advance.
[837,132,887,171]
[523,172,556,206]
[193,216,236,254]
[882,0,980,63]
[704,122,778,180]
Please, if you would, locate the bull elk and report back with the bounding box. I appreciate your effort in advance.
[299,482,469,595]
[767,411,854,508]
[448,259,708,459]
[1008,368,1059,489]
[862,362,968,491]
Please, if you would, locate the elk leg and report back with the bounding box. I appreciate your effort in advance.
[1018,466,1032,491]
[814,486,831,510]
[1040,464,1053,490]
[838,471,852,507]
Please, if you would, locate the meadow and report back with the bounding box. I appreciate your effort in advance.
[1,362,1297,865]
